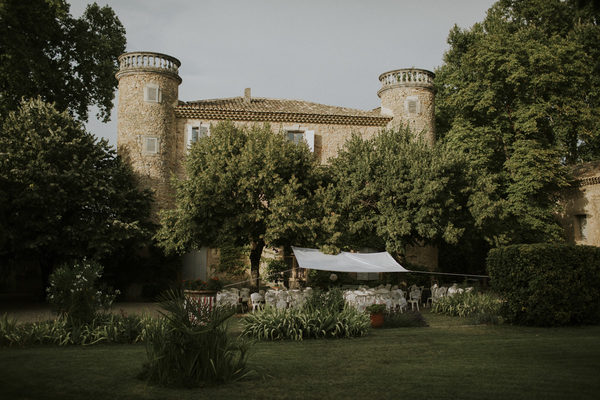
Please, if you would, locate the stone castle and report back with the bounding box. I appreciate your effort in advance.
[115,51,439,283]
[115,51,600,284]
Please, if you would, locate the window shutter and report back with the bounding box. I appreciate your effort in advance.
[304,130,315,152]
[187,125,194,148]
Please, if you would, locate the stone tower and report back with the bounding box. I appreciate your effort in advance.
[378,68,436,145]
[115,52,182,220]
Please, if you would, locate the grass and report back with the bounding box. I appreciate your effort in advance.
[1,310,599,400]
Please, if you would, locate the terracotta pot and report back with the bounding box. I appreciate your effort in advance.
[370,312,384,329]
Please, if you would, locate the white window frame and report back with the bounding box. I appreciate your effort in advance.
[143,136,159,154]
[186,123,210,151]
[144,83,162,103]
[284,124,314,152]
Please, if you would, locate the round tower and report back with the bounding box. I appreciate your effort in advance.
[116,52,182,220]
[378,68,436,146]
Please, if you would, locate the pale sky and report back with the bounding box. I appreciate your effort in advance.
[68,0,498,148]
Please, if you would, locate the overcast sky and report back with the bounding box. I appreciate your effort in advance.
[68,0,497,149]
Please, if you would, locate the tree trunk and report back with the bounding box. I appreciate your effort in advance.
[249,239,265,290]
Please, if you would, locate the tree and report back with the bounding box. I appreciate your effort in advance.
[320,127,470,258]
[434,0,597,246]
[0,0,126,122]
[156,121,324,287]
[0,98,154,288]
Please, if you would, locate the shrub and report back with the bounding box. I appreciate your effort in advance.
[431,291,500,318]
[487,244,600,326]
[242,288,369,340]
[0,312,155,347]
[140,290,253,388]
[46,259,119,324]
[383,310,429,328]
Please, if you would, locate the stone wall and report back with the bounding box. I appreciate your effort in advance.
[116,72,180,221]
[378,69,436,146]
[558,183,600,246]
[173,118,383,169]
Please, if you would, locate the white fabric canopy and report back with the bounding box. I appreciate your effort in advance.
[291,247,409,273]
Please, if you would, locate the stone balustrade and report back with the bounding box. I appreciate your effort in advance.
[378,68,435,89]
[117,52,181,81]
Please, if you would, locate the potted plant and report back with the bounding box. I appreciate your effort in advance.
[182,277,224,304]
[365,303,387,329]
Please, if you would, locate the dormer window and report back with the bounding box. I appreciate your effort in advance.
[144,83,161,103]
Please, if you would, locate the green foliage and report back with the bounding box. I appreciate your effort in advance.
[141,290,253,388]
[0,311,157,347]
[242,288,369,340]
[47,259,119,324]
[0,98,154,280]
[157,121,324,286]
[365,303,387,314]
[0,0,126,122]
[435,0,598,246]
[487,243,600,326]
[215,244,249,278]
[383,310,429,328]
[322,126,470,254]
[182,277,223,291]
[431,291,501,318]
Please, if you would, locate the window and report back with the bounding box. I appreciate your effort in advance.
[576,214,588,241]
[404,96,421,115]
[144,136,159,153]
[284,125,314,152]
[144,83,161,103]
[187,124,209,150]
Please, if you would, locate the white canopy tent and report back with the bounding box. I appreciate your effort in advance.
[291,247,410,273]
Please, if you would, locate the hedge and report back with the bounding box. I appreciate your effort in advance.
[487,243,600,327]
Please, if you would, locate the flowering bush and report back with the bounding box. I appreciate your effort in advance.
[182,277,223,291]
[46,259,119,324]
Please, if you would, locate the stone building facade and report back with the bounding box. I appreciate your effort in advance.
[115,51,438,283]
[558,160,600,246]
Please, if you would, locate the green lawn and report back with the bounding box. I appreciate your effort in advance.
[1,310,599,400]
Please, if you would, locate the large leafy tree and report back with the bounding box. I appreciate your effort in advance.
[0,98,154,287]
[156,121,324,287]
[320,127,470,258]
[0,0,126,122]
[434,0,598,246]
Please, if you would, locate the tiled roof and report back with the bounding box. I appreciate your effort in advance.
[570,160,600,187]
[175,96,391,126]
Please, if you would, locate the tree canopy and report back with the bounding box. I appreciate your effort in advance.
[0,98,154,285]
[434,0,598,246]
[156,121,324,286]
[320,127,470,257]
[0,0,126,122]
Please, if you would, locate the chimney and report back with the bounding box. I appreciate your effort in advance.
[244,88,251,104]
